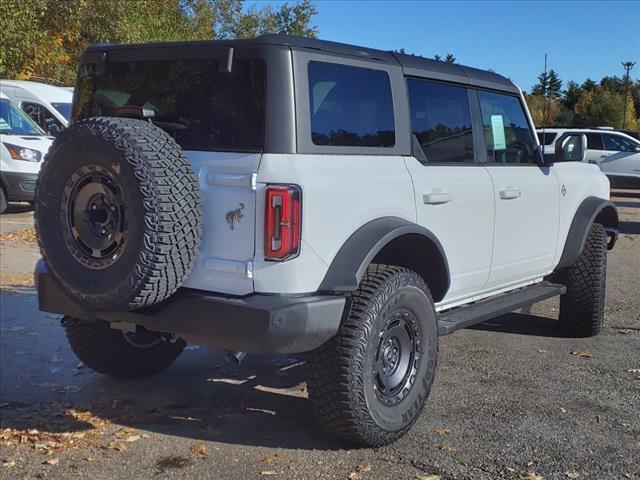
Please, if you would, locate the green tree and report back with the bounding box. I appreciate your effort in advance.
[444,53,456,64]
[0,0,318,84]
[574,87,640,130]
[600,75,625,94]
[562,80,582,110]
[531,69,562,98]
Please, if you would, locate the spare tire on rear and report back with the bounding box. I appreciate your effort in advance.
[35,117,202,311]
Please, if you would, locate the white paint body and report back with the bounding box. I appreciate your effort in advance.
[0,80,72,131]
[182,148,609,312]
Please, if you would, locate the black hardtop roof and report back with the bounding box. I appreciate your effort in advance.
[86,34,520,94]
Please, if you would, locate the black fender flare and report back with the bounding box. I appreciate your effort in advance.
[556,196,618,270]
[318,216,450,296]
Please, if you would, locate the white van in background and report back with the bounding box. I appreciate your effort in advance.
[0,80,73,136]
[0,92,53,213]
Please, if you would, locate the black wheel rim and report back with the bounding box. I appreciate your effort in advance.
[373,309,421,406]
[62,165,127,270]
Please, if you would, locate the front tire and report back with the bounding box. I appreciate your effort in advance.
[308,264,438,447]
[558,223,608,337]
[63,317,185,379]
[0,187,7,214]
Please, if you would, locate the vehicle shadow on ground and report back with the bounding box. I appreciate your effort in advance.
[0,287,348,451]
[618,220,640,235]
[468,311,567,338]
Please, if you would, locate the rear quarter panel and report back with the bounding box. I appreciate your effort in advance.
[254,153,416,294]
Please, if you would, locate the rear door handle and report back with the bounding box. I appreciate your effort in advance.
[423,190,451,205]
[499,187,521,200]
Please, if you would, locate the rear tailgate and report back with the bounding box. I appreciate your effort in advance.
[182,151,259,295]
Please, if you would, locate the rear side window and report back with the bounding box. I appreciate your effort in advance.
[308,61,395,147]
[74,57,266,152]
[407,79,474,163]
[478,91,536,164]
[537,132,557,145]
[603,133,637,152]
[585,133,604,150]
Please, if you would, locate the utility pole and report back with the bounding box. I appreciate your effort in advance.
[622,61,636,129]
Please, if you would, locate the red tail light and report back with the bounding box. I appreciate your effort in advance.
[265,185,301,261]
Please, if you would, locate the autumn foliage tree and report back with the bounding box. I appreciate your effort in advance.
[0,0,318,85]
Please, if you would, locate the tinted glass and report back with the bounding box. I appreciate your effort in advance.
[585,133,604,150]
[603,133,638,152]
[309,61,395,147]
[74,57,266,151]
[408,80,474,163]
[52,102,71,120]
[537,132,557,145]
[22,102,64,132]
[0,99,44,135]
[478,91,536,164]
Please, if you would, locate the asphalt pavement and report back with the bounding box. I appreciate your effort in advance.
[0,192,638,480]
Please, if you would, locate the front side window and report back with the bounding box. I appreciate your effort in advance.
[0,99,45,136]
[408,79,474,163]
[74,57,266,151]
[603,133,638,152]
[537,132,557,146]
[585,133,604,150]
[308,61,395,147]
[478,91,536,164]
[22,102,64,133]
[52,102,71,121]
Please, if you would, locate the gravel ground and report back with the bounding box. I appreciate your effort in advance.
[0,191,638,480]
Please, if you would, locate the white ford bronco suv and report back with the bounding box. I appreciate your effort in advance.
[34,35,619,447]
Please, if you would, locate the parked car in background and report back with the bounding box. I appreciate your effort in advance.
[537,127,640,187]
[0,92,52,213]
[0,80,72,135]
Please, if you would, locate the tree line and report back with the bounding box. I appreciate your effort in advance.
[0,0,317,85]
[524,68,640,131]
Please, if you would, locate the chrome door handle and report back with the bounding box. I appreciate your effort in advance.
[499,187,521,200]
[423,191,451,205]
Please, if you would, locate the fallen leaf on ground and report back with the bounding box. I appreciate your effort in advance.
[2,460,16,468]
[570,351,592,358]
[435,427,451,436]
[520,473,543,480]
[537,349,547,353]
[348,473,359,480]
[191,441,207,458]
[416,475,441,480]
[627,368,640,373]
[260,453,279,464]
[355,463,371,473]
[260,471,278,476]
[44,458,59,465]
[0,228,37,243]
[439,443,456,453]
[560,407,567,413]
[566,472,580,479]
[104,441,127,453]
[124,434,141,443]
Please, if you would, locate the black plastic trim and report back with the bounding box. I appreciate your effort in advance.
[556,197,619,269]
[0,171,38,202]
[437,281,566,335]
[318,217,450,295]
[35,260,345,355]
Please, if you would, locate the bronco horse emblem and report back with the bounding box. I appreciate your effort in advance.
[226,203,245,230]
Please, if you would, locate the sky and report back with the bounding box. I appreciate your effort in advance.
[263,0,640,92]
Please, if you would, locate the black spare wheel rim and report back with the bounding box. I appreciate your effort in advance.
[374,308,421,406]
[62,165,127,269]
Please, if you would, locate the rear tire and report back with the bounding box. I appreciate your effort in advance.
[64,317,185,379]
[558,223,608,337]
[308,264,438,447]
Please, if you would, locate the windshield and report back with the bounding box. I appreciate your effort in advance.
[74,56,266,151]
[52,102,72,120]
[0,99,46,136]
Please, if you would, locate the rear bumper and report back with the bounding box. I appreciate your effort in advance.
[35,260,346,354]
[0,171,38,202]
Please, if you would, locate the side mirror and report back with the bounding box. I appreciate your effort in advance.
[554,132,587,163]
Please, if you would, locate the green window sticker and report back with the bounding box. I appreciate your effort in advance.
[490,114,506,150]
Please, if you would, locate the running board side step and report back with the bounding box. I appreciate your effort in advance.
[437,282,566,336]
